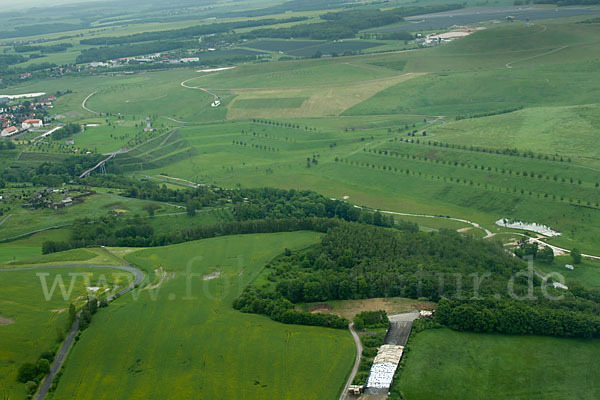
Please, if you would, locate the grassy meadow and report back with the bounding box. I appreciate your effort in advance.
[397,328,600,400]
[51,232,355,400]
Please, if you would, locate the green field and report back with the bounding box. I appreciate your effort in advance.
[0,266,133,400]
[51,232,355,400]
[537,256,600,290]
[397,328,600,400]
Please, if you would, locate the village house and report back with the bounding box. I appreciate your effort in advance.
[1,126,17,137]
[22,118,43,129]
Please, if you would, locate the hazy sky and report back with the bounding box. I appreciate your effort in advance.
[1,0,97,11]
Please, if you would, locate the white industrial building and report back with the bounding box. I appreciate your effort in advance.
[365,345,404,390]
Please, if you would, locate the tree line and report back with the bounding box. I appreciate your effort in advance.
[437,297,600,338]
[80,17,308,45]
[232,222,600,338]
[244,5,463,41]
[52,123,82,141]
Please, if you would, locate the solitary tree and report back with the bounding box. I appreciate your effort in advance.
[186,199,196,217]
[571,248,582,264]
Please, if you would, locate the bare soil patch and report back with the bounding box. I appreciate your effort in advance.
[304,297,436,320]
[307,304,332,314]
[0,316,14,326]
[203,269,221,280]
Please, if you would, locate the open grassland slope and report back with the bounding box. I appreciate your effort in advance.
[51,233,355,400]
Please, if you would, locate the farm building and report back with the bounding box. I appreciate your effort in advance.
[348,385,363,395]
[1,125,17,137]
[22,119,43,129]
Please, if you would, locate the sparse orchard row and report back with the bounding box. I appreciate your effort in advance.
[334,157,600,209]
[362,147,597,188]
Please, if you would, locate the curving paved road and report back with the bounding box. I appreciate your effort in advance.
[339,322,363,400]
[1,264,144,400]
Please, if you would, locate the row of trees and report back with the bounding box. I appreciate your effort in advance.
[360,148,591,186]
[335,157,600,208]
[52,122,82,141]
[44,217,343,252]
[3,154,104,185]
[394,136,572,162]
[14,43,73,53]
[80,17,308,45]
[437,298,600,338]
[233,286,349,329]
[455,106,524,120]
[76,41,190,63]
[354,310,389,331]
[41,185,421,253]
[244,4,463,41]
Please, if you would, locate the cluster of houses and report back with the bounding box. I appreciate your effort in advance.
[0,96,54,137]
[88,53,208,70]
[416,27,486,46]
[21,188,95,210]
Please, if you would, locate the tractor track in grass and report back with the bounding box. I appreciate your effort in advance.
[0,264,144,400]
[0,213,12,226]
[506,45,569,69]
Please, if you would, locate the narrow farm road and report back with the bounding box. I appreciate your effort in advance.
[349,203,599,259]
[181,77,220,100]
[81,91,98,114]
[339,323,363,400]
[376,209,493,237]
[0,264,144,400]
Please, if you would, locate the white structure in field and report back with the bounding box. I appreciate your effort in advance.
[565,264,574,270]
[22,119,43,129]
[495,218,561,237]
[553,282,568,290]
[366,345,404,389]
